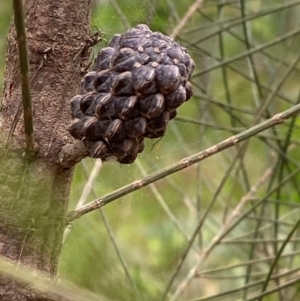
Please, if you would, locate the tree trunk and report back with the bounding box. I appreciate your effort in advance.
[0,0,93,300]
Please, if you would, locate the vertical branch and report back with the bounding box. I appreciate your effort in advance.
[12,0,35,154]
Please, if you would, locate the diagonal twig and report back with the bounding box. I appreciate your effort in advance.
[190,0,300,45]
[63,159,103,243]
[194,27,300,78]
[169,0,204,39]
[67,103,300,222]
[169,166,300,301]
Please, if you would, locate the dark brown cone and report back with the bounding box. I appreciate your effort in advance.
[69,24,195,163]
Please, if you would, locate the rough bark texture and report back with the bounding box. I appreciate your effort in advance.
[0,0,93,300]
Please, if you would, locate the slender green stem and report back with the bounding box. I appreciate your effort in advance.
[191,267,300,301]
[194,27,300,78]
[258,216,300,301]
[190,45,296,106]
[13,0,35,154]
[244,276,300,301]
[190,0,300,44]
[170,167,300,301]
[197,250,300,276]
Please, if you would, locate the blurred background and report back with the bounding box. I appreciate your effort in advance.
[2,0,300,300]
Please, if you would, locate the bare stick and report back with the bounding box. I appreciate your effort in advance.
[13,0,35,154]
[68,103,300,222]
[169,0,204,39]
[63,159,103,243]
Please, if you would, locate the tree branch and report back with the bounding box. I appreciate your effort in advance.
[58,140,90,168]
[68,103,300,222]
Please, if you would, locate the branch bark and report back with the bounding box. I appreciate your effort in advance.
[0,1,93,300]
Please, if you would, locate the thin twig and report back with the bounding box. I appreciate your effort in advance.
[169,166,300,301]
[190,0,300,44]
[194,27,300,78]
[165,161,274,301]
[98,209,144,301]
[258,216,300,301]
[191,270,300,301]
[63,159,103,243]
[175,117,300,143]
[190,45,297,106]
[12,0,35,154]
[197,250,300,277]
[169,0,204,39]
[68,103,300,222]
[243,275,300,301]
[79,161,144,301]
[111,0,130,28]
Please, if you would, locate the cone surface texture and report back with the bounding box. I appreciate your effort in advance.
[69,24,195,163]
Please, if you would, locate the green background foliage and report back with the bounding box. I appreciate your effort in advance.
[2,1,300,300]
